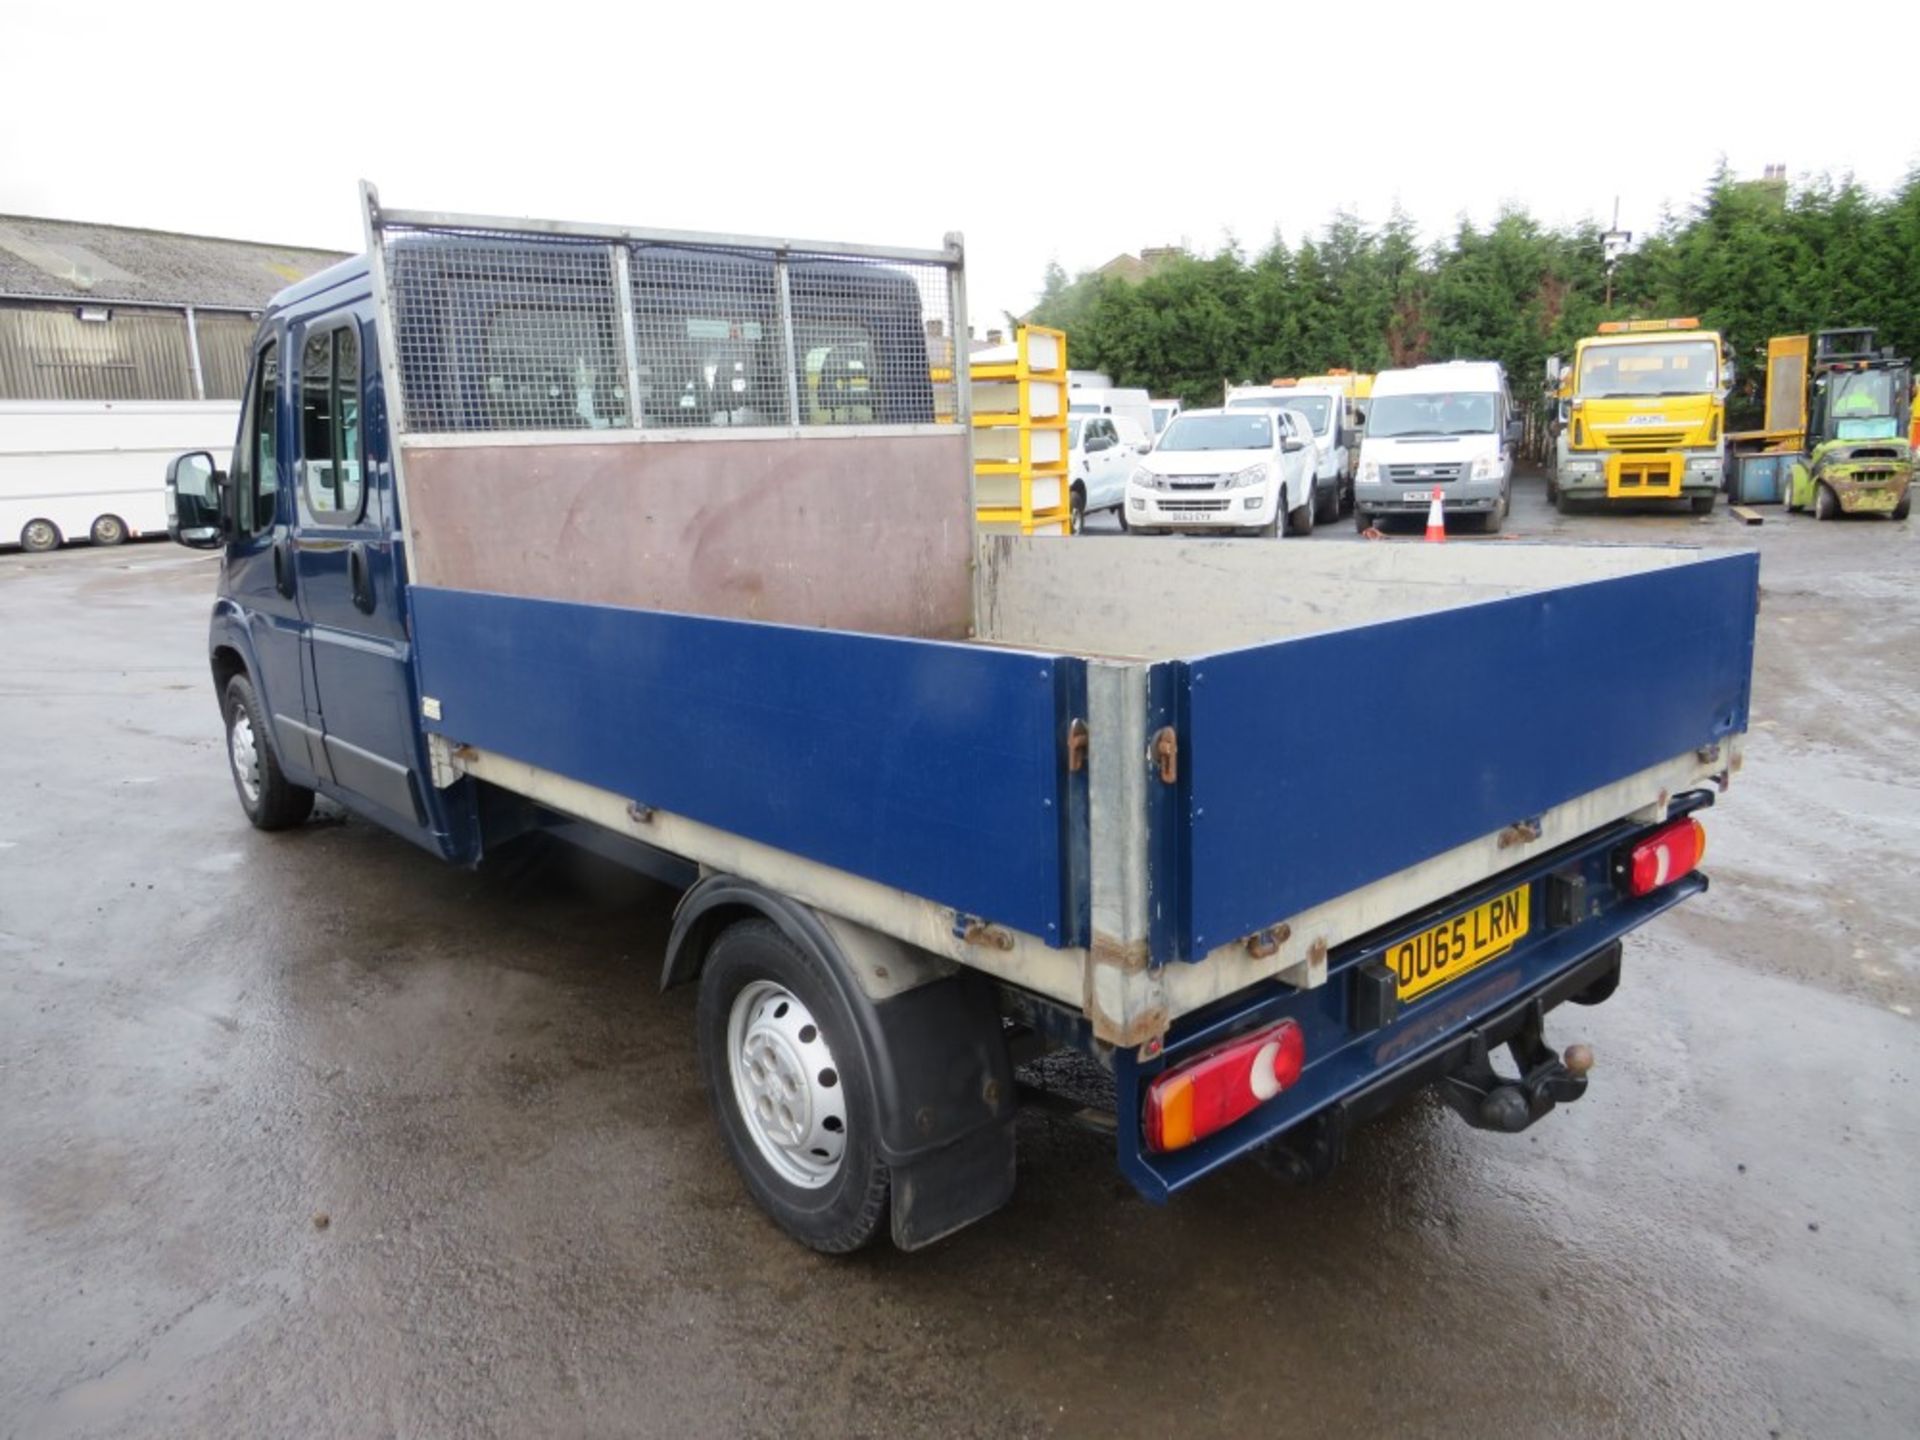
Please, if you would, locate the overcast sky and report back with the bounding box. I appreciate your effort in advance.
[7,1,1916,328]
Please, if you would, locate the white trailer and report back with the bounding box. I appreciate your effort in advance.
[1,399,238,550]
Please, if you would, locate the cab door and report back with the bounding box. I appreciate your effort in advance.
[289,309,423,828]
[224,332,321,784]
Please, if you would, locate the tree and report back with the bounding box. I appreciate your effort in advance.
[1026,166,1919,425]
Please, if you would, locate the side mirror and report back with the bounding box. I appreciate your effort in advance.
[1135,439,1152,454]
[166,451,225,549]
[1505,418,1524,444]
[1282,437,1306,453]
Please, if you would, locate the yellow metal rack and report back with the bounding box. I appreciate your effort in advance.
[968,326,1070,536]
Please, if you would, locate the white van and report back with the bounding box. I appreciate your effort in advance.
[1352,362,1519,532]
[1068,386,1155,442]
[1225,384,1353,522]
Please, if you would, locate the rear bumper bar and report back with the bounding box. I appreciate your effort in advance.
[1112,797,1712,1202]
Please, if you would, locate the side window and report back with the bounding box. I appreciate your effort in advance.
[799,320,879,426]
[299,323,366,523]
[233,341,279,536]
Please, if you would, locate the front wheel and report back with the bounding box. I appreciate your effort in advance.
[1691,494,1716,515]
[1478,499,1504,533]
[1286,488,1315,536]
[696,920,890,1253]
[1353,507,1373,532]
[90,514,129,546]
[1555,489,1579,516]
[223,673,315,830]
[1894,489,1911,521]
[1068,485,1086,535]
[1814,483,1839,521]
[19,518,61,553]
[1313,482,1338,525]
[1116,503,1131,532]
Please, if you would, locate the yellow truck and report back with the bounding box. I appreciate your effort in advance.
[1551,318,1726,515]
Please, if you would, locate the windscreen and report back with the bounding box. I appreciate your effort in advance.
[1366,391,1496,437]
[1158,413,1273,451]
[1068,418,1085,448]
[1576,340,1719,398]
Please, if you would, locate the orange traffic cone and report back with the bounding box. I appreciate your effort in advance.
[1424,486,1446,542]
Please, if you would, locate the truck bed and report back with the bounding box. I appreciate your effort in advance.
[410,534,1755,1042]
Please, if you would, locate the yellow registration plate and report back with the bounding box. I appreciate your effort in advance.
[1386,884,1531,1002]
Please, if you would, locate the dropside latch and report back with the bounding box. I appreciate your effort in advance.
[1150,726,1179,784]
[1066,718,1089,774]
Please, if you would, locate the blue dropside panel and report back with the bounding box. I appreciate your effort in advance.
[409,587,1078,944]
[1173,552,1758,959]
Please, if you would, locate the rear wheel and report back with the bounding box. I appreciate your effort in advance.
[90,514,128,546]
[19,518,61,553]
[1814,483,1839,521]
[1690,494,1716,515]
[696,920,890,1253]
[223,673,315,830]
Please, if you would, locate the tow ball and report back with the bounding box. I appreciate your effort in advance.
[1439,999,1593,1134]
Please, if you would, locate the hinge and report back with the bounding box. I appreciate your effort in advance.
[1151,726,1179,784]
[1066,718,1089,774]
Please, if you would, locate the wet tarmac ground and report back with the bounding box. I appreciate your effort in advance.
[3,474,1916,1438]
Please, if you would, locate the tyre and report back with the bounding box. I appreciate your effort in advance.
[19,518,61,553]
[223,673,315,830]
[1814,483,1839,521]
[1286,487,1315,536]
[1116,503,1131,533]
[1314,481,1338,525]
[1546,477,1559,504]
[90,514,129,546]
[696,919,890,1254]
[1691,494,1716,515]
[1892,489,1910,522]
[1555,489,1578,516]
[1353,507,1373,532]
[1069,484,1086,535]
[1478,500,1504,534]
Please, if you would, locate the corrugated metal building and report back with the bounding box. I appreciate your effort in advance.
[0,216,348,402]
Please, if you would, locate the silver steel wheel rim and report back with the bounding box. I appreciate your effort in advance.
[24,521,55,549]
[229,710,262,805]
[726,980,846,1189]
[94,517,123,543]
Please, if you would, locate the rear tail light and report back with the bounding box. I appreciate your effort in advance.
[1621,816,1707,897]
[1144,1019,1305,1153]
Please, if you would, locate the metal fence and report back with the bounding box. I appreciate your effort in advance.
[370,198,965,439]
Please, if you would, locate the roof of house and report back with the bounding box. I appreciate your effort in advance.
[0,214,350,311]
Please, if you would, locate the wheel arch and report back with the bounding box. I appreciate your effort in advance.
[668,874,1017,1249]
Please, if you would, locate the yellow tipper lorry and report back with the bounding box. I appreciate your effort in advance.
[1552,318,1726,515]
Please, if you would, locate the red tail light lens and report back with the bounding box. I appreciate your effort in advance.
[1623,816,1707,897]
[1144,1019,1305,1153]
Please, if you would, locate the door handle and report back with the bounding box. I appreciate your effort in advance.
[272,537,295,598]
[349,542,375,614]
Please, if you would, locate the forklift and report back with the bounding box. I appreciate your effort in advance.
[1729,328,1912,519]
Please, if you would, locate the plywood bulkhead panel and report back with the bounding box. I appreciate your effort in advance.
[403,432,974,639]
